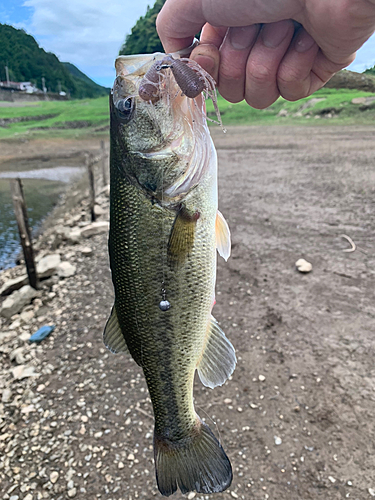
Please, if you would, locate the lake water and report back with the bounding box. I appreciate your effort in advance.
[0,160,85,270]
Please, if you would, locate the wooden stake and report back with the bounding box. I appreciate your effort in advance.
[100,140,108,186]
[87,155,96,222]
[10,178,38,289]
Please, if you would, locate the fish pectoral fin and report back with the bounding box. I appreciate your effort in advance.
[215,210,231,261]
[197,316,236,389]
[167,205,199,267]
[103,305,130,355]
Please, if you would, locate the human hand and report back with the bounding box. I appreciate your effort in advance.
[156,0,375,108]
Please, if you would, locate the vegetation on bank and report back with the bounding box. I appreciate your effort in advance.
[0,97,109,140]
[1,88,375,141]
[0,24,109,98]
[206,88,375,126]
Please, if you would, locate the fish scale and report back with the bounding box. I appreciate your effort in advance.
[104,52,236,496]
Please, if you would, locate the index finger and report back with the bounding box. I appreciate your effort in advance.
[156,0,206,52]
[156,0,302,53]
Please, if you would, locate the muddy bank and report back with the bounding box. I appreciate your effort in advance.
[0,126,374,500]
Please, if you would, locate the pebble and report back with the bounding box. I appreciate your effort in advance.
[50,471,59,483]
[274,436,282,446]
[187,493,196,500]
[24,494,33,500]
[258,375,266,382]
[230,492,239,498]
[67,487,77,498]
[80,246,93,255]
[328,476,336,483]
[224,398,232,404]
[369,488,375,497]
[127,453,135,461]
[295,258,313,273]
[2,388,12,403]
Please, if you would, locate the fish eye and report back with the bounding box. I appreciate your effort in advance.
[115,97,134,122]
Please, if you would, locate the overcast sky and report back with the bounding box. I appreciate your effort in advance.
[1,0,375,88]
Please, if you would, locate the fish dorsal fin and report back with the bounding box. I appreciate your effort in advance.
[167,205,199,268]
[197,316,236,389]
[216,210,231,261]
[103,306,129,354]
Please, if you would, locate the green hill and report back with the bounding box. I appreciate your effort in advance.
[0,24,109,99]
[62,62,110,98]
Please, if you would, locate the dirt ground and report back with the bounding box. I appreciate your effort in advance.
[1,125,375,500]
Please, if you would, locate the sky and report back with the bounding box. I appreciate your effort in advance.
[0,0,152,87]
[1,0,375,88]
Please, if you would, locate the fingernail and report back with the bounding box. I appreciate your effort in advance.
[229,25,258,50]
[192,53,216,74]
[262,21,291,48]
[294,29,315,53]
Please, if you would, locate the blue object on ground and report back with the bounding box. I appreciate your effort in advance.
[29,325,55,343]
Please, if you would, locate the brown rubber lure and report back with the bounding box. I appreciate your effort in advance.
[162,56,205,98]
[139,55,205,102]
[138,54,224,129]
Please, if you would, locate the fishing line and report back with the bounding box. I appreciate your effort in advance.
[195,403,223,446]
[159,94,170,312]
[159,163,170,311]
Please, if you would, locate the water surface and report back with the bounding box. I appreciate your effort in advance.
[0,158,85,270]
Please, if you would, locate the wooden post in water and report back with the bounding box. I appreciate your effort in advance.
[87,155,96,222]
[100,140,108,186]
[10,178,38,289]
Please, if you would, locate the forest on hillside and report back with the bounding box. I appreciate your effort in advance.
[119,0,166,55]
[0,24,109,98]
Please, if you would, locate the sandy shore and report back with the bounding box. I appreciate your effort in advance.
[0,125,375,500]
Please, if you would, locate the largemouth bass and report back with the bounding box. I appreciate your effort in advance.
[104,51,236,496]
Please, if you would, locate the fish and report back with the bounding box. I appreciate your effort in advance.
[104,51,236,496]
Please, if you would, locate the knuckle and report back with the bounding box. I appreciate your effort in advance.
[220,65,244,83]
[277,66,310,100]
[247,61,275,86]
[277,66,304,86]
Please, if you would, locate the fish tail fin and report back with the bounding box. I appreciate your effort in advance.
[154,419,232,496]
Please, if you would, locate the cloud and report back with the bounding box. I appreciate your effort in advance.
[21,0,151,84]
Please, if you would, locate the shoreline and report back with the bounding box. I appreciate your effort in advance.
[0,137,109,271]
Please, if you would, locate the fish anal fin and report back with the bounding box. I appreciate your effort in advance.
[154,418,232,496]
[197,316,236,389]
[103,305,129,355]
[215,210,231,261]
[167,205,199,268]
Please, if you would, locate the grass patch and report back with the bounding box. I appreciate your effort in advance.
[0,97,109,139]
[0,88,375,142]
[206,88,375,126]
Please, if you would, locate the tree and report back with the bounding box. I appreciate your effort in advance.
[119,0,166,55]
